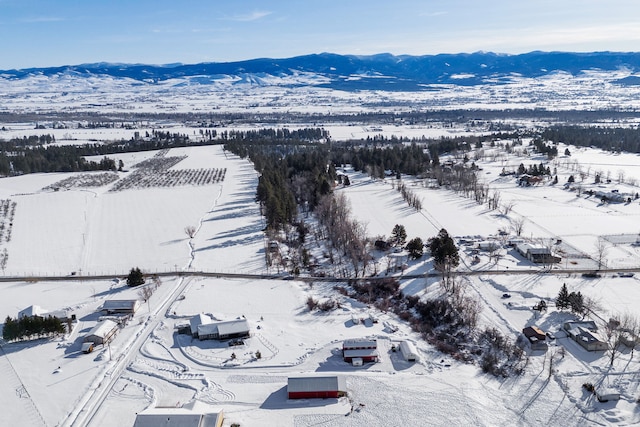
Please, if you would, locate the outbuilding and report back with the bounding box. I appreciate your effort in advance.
[83,319,119,346]
[133,403,223,427]
[100,299,140,315]
[343,338,378,363]
[287,376,347,399]
[399,340,419,362]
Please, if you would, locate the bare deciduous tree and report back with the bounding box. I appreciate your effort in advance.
[594,238,609,270]
[512,217,526,237]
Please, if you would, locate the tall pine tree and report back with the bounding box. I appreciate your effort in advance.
[556,283,570,310]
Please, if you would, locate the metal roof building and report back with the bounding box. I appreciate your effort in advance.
[287,376,347,399]
[133,404,223,427]
[100,299,141,315]
[83,319,119,345]
[197,318,250,340]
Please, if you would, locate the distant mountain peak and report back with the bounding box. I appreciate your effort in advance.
[2,51,640,92]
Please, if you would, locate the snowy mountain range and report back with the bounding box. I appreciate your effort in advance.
[3,51,640,114]
[3,51,640,91]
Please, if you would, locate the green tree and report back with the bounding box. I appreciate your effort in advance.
[390,224,407,247]
[568,291,585,315]
[127,267,145,287]
[556,283,570,310]
[429,228,459,267]
[428,228,459,288]
[406,237,424,259]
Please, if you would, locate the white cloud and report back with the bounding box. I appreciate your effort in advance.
[225,10,272,22]
[20,16,64,23]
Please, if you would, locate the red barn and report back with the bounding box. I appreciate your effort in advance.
[287,376,347,399]
[343,338,379,363]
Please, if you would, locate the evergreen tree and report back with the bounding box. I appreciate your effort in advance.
[556,283,570,310]
[390,224,407,247]
[406,237,424,259]
[127,267,145,287]
[568,291,585,315]
[429,228,459,267]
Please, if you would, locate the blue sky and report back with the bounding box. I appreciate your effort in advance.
[1,0,639,69]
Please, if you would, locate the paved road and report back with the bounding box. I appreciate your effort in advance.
[1,265,636,285]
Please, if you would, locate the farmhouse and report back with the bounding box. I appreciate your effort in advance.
[83,319,119,346]
[515,243,561,264]
[133,402,223,427]
[343,338,379,364]
[100,299,140,315]
[564,321,607,351]
[287,376,347,399]
[190,313,213,338]
[399,340,419,362]
[197,318,250,341]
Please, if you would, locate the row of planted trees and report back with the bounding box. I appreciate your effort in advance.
[3,315,65,341]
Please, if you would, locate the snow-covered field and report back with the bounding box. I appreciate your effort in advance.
[1,137,640,426]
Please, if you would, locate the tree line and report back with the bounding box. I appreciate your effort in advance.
[541,125,640,153]
[3,315,66,341]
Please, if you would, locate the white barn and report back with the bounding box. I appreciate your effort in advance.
[399,340,419,362]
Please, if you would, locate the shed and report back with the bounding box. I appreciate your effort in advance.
[287,376,347,399]
[597,389,621,403]
[197,319,250,341]
[399,340,419,362]
[522,326,546,342]
[133,405,223,427]
[83,319,119,346]
[100,299,140,315]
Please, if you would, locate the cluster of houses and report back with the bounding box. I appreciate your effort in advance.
[522,319,640,354]
[465,236,562,265]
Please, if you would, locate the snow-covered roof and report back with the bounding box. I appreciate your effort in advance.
[190,313,212,335]
[197,318,249,337]
[343,349,379,358]
[133,407,223,427]
[287,376,346,393]
[18,305,48,318]
[85,320,118,339]
[100,299,140,312]
[343,338,377,349]
[217,319,249,336]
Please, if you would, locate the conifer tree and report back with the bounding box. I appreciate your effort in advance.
[556,283,570,310]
